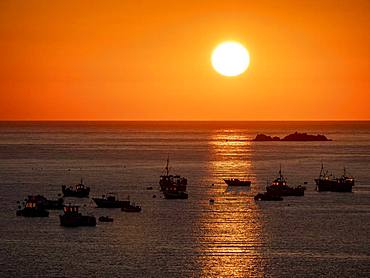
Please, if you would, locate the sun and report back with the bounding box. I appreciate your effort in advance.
[211,41,250,77]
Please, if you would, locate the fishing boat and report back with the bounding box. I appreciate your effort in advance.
[19,195,63,210]
[92,193,130,208]
[16,197,49,217]
[121,202,142,212]
[59,205,96,227]
[159,156,189,199]
[224,178,251,186]
[159,156,187,192]
[62,178,90,198]
[266,167,306,196]
[315,164,354,192]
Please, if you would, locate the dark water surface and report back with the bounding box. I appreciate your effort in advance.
[0,121,369,277]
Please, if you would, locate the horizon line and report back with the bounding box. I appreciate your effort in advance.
[1,119,370,122]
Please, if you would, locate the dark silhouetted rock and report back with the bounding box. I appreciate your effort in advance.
[253,134,281,141]
[282,132,331,141]
[253,132,331,141]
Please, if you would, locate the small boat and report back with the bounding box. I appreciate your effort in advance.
[16,197,49,217]
[62,179,90,198]
[99,216,113,222]
[121,203,141,212]
[224,179,251,186]
[59,205,96,227]
[315,164,354,192]
[254,192,283,201]
[19,195,64,210]
[266,167,306,196]
[92,193,129,208]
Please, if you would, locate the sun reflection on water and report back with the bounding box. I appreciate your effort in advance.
[208,131,254,183]
[196,130,264,277]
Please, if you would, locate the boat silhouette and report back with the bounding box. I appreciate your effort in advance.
[93,193,129,208]
[62,178,90,198]
[315,164,354,192]
[160,156,188,199]
[224,178,251,186]
[59,205,96,227]
[266,166,306,196]
[16,196,49,217]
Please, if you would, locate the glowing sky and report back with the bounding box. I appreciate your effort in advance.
[0,0,369,120]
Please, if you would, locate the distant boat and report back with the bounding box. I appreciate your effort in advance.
[224,179,251,187]
[93,193,129,208]
[16,196,49,217]
[59,205,96,227]
[121,203,142,212]
[315,164,354,192]
[62,178,90,198]
[160,156,188,199]
[266,166,306,196]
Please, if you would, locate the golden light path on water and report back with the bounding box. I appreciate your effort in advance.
[197,131,264,277]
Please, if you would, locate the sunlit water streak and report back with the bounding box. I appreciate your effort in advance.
[0,121,369,277]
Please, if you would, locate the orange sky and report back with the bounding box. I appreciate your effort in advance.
[0,0,369,120]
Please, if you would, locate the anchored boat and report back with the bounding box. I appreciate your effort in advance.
[266,167,306,196]
[121,202,142,212]
[62,178,90,198]
[315,164,354,192]
[160,156,189,199]
[224,179,251,186]
[93,193,129,208]
[59,205,96,227]
[16,196,49,217]
[159,156,187,192]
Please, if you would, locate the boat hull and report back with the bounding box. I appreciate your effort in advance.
[163,191,188,199]
[59,215,96,227]
[224,179,251,186]
[315,179,353,192]
[121,206,141,212]
[16,208,49,217]
[266,185,305,196]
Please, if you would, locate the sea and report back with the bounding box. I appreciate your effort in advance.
[0,121,369,277]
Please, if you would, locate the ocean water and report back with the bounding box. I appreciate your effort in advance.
[0,121,369,277]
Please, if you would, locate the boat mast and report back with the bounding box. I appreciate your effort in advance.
[320,162,324,178]
[279,164,282,179]
[165,155,169,176]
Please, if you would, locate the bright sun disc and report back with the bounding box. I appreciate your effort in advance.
[211,41,250,77]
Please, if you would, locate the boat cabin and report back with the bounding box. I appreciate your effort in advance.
[25,202,37,208]
[63,205,80,215]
